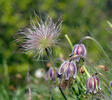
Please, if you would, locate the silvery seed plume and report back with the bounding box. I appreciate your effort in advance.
[15,17,62,59]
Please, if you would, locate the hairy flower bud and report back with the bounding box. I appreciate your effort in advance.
[109,81,112,96]
[72,44,87,62]
[58,61,77,80]
[46,67,58,81]
[110,81,112,89]
[86,75,100,94]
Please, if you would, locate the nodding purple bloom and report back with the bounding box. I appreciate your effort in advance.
[46,67,58,81]
[86,75,100,94]
[15,17,62,58]
[58,61,77,80]
[110,81,112,89]
[71,44,87,62]
[109,81,112,96]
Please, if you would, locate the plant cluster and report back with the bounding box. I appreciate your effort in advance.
[15,16,112,100]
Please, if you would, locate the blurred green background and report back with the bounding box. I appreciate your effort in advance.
[0,0,112,100]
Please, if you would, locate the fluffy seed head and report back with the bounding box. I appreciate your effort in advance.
[58,61,77,80]
[15,17,62,58]
[86,74,100,94]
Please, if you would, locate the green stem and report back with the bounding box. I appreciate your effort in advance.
[92,94,93,100]
[65,34,90,78]
[65,34,73,48]
[59,86,67,100]
[49,87,54,100]
[98,73,112,93]
[45,48,67,100]
[45,48,58,84]
[82,65,90,77]
[3,60,9,87]
[27,66,32,100]
[80,36,111,66]
[107,20,112,28]
[80,36,112,93]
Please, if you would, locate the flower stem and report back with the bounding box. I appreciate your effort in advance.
[45,48,58,84]
[27,66,32,100]
[80,36,112,67]
[82,65,90,77]
[65,34,90,78]
[98,73,112,94]
[92,94,93,100]
[65,34,73,48]
[59,86,67,100]
[45,48,68,100]
[107,20,112,28]
[49,88,54,100]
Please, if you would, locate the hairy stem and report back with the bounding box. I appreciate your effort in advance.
[107,20,112,28]
[3,60,9,87]
[45,48,68,100]
[98,73,112,93]
[27,66,32,100]
[59,86,67,100]
[82,65,90,77]
[80,36,111,66]
[92,94,93,100]
[65,34,73,48]
[45,48,58,84]
[65,34,90,78]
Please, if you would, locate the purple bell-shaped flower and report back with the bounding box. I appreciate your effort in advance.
[110,81,112,89]
[46,67,57,81]
[72,44,87,62]
[86,74,100,94]
[109,81,112,96]
[58,61,77,80]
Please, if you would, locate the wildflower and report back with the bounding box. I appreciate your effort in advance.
[46,67,58,81]
[15,17,62,58]
[86,74,100,94]
[71,44,87,62]
[58,61,77,80]
[109,81,112,96]
[110,81,112,89]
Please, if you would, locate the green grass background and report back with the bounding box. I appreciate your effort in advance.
[0,0,112,99]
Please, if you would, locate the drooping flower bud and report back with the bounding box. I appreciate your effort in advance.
[58,61,77,80]
[109,81,112,96]
[86,74,100,94]
[110,81,112,89]
[46,67,58,81]
[72,44,87,62]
